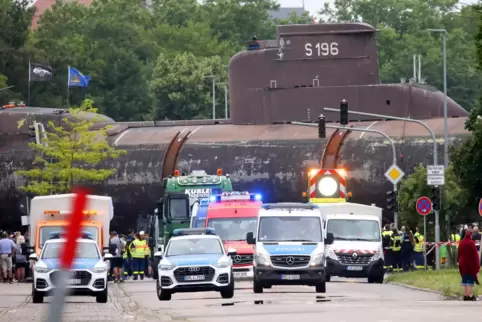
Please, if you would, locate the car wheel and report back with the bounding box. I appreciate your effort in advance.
[315,281,326,293]
[156,280,171,301]
[96,284,108,303]
[32,284,44,304]
[253,278,263,294]
[220,274,235,299]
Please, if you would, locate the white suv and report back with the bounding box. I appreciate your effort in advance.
[156,228,236,301]
[30,233,112,303]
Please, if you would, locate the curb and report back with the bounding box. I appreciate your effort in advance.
[387,282,482,300]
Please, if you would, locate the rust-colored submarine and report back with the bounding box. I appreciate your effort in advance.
[0,23,469,230]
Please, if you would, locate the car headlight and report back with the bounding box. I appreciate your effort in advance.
[159,264,175,271]
[370,249,383,262]
[254,252,270,266]
[325,247,338,260]
[215,261,231,268]
[92,267,108,273]
[310,253,324,266]
[34,266,52,273]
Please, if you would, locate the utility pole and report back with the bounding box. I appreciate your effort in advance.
[323,107,441,270]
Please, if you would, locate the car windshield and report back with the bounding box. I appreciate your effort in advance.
[41,242,100,260]
[207,218,257,241]
[170,199,189,219]
[258,216,322,242]
[327,219,381,242]
[39,226,98,248]
[166,238,223,256]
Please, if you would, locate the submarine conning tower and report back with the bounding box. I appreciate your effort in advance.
[228,22,468,125]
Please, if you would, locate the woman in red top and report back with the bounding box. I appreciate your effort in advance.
[458,230,480,301]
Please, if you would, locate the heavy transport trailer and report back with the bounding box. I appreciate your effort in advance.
[147,130,233,280]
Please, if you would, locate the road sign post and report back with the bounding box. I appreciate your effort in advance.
[323,107,442,271]
[416,196,432,271]
[292,121,401,227]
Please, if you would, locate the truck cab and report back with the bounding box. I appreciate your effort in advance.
[28,194,114,256]
[205,192,261,279]
[247,203,333,294]
[320,203,384,284]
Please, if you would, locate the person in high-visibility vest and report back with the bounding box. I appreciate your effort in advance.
[413,227,425,269]
[391,228,403,272]
[121,235,129,281]
[142,232,152,278]
[382,224,393,272]
[129,233,148,280]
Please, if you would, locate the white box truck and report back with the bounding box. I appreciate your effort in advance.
[320,203,384,284]
[28,194,114,255]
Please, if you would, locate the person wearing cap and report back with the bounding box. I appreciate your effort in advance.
[0,232,17,283]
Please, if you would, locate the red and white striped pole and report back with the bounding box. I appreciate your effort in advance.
[46,188,88,322]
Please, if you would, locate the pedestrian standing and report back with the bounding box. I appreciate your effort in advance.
[413,227,425,269]
[125,230,135,278]
[382,224,393,273]
[401,228,414,271]
[0,232,17,283]
[15,235,27,282]
[391,228,403,272]
[458,230,480,301]
[109,231,126,283]
[129,233,147,280]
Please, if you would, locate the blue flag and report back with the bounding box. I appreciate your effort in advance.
[68,66,91,88]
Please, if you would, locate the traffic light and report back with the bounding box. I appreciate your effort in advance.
[340,99,348,125]
[318,114,326,138]
[432,187,440,211]
[386,191,398,212]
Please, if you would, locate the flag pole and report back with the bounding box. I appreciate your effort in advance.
[28,61,31,106]
[67,65,70,108]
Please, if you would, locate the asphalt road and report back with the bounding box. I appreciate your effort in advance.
[0,277,479,321]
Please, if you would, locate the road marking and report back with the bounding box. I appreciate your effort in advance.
[187,127,201,138]
[114,129,130,146]
[359,121,378,139]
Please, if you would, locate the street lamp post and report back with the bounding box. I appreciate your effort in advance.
[427,28,448,169]
[203,75,217,119]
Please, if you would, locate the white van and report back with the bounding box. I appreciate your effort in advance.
[246,203,333,294]
[320,203,384,284]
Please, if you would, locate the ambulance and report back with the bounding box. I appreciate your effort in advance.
[205,191,262,279]
[28,194,114,255]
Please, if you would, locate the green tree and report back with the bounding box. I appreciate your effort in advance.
[0,0,35,102]
[16,99,127,195]
[319,0,482,111]
[451,4,482,218]
[398,164,466,239]
[150,52,227,120]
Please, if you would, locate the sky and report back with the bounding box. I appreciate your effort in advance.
[278,0,480,16]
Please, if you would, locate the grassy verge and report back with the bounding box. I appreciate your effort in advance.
[385,269,479,297]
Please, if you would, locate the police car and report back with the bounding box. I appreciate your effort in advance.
[155,228,236,301]
[29,232,112,304]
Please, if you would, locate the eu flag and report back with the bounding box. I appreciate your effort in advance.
[68,66,91,88]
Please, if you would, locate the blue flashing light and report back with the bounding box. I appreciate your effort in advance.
[254,194,262,201]
[200,198,210,206]
[209,196,217,202]
[172,228,217,237]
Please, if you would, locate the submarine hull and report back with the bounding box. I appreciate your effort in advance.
[0,128,468,231]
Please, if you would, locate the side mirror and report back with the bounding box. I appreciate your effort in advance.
[154,251,163,258]
[325,233,334,245]
[29,253,38,261]
[227,248,237,256]
[246,232,256,245]
[104,253,113,260]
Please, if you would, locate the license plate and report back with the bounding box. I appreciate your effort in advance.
[346,266,363,271]
[281,274,300,280]
[184,275,205,281]
[234,272,248,278]
[67,279,82,285]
